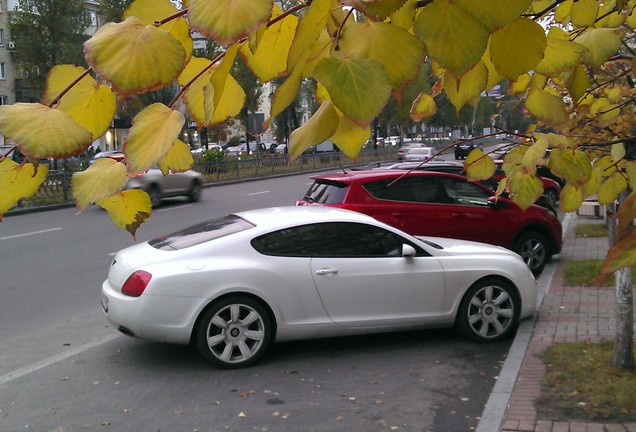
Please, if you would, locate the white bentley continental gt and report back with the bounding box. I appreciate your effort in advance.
[102,206,537,368]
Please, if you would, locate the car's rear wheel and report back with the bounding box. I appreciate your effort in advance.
[513,231,549,275]
[148,185,161,208]
[195,296,273,369]
[188,181,202,202]
[456,278,520,342]
[544,188,559,204]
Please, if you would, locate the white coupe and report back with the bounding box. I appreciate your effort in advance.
[102,206,537,368]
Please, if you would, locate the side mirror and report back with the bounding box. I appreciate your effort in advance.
[402,244,416,257]
[487,196,501,208]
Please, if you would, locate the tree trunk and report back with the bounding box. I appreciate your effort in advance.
[609,194,635,370]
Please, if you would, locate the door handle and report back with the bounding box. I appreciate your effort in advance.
[315,268,338,275]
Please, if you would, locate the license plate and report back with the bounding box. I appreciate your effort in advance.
[101,293,109,312]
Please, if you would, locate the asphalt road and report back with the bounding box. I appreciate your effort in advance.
[0,170,511,432]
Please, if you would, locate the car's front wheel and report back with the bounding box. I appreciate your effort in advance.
[456,278,520,342]
[188,181,202,202]
[194,296,273,369]
[513,231,549,275]
[148,185,162,208]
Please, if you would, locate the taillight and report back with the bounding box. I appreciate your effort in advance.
[121,270,152,297]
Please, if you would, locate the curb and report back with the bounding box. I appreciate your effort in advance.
[476,213,572,432]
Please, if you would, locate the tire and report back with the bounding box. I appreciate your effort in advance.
[544,188,559,204]
[456,278,520,342]
[188,181,202,202]
[194,296,273,369]
[148,185,161,208]
[513,231,549,275]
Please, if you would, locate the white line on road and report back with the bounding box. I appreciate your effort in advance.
[157,204,192,212]
[0,227,63,240]
[0,334,120,386]
[248,190,271,196]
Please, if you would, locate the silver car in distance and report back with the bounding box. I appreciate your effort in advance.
[102,206,537,369]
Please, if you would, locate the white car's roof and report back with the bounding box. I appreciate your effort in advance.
[235,206,379,230]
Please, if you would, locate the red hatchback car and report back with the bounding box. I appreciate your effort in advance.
[297,170,562,274]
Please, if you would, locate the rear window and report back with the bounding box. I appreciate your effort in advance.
[149,215,255,250]
[302,180,348,204]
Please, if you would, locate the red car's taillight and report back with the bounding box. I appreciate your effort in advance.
[121,270,152,297]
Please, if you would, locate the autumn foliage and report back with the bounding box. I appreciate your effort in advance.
[1,0,636,278]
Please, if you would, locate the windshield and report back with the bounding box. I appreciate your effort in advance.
[303,180,348,204]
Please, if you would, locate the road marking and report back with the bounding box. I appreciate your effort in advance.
[248,190,271,196]
[157,204,191,212]
[0,227,63,240]
[0,334,120,386]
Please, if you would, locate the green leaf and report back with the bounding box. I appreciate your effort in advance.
[455,0,532,31]
[414,0,489,76]
[313,56,391,126]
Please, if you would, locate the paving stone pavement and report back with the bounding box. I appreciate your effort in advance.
[500,213,636,432]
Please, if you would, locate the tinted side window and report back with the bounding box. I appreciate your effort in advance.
[252,222,422,257]
[441,178,491,206]
[363,177,440,203]
[303,181,348,204]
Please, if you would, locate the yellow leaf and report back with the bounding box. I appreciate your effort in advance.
[559,184,584,213]
[554,0,572,24]
[566,64,592,103]
[507,172,544,210]
[570,0,599,27]
[96,189,152,240]
[330,114,371,159]
[548,148,592,188]
[596,229,636,285]
[596,3,624,27]
[509,74,531,94]
[0,103,93,159]
[625,161,636,190]
[410,92,437,121]
[0,158,48,219]
[123,0,193,62]
[535,37,586,77]
[178,57,215,127]
[611,142,626,163]
[287,0,331,73]
[211,44,246,123]
[187,0,272,45]
[414,0,489,76]
[482,43,503,92]
[266,53,307,128]
[344,0,408,21]
[616,190,636,237]
[575,28,623,68]
[525,87,568,126]
[391,0,418,30]
[313,56,391,126]
[455,0,532,31]
[157,139,194,175]
[590,97,620,125]
[289,101,339,159]
[597,172,626,205]
[444,61,488,113]
[43,65,116,141]
[465,149,496,181]
[240,5,298,82]
[84,17,186,96]
[581,166,603,197]
[71,157,128,211]
[338,22,425,92]
[123,103,185,174]
[489,18,547,80]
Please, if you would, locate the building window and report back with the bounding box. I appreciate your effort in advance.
[0,63,6,80]
[90,11,97,26]
[0,29,4,46]
[0,96,7,105]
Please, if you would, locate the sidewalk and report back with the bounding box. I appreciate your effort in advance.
[490,213,636,432]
